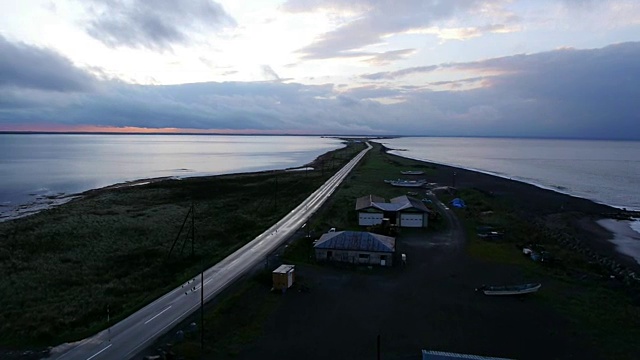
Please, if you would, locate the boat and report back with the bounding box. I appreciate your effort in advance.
[401,170,424,175]
[390,180,426,188]
[475,283,541,296]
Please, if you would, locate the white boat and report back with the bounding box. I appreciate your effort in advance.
[401,170,424,175]
[475,283,541,296]
[390,180,426,188]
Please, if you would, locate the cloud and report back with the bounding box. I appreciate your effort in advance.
[283,0,513,60]
[82,0,236,50]
[383,42,640,138]
[261,65,281,81]
[0,35,97,92]
[427,77,488,91]
[416,23,520,41]
[365,49,416,66]
[1,37,639,139]
[360,65,439,80]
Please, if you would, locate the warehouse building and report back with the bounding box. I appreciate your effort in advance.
[314,231,395,266]
[355,194,431,228]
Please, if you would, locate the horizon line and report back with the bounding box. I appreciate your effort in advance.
[1,131,639,141]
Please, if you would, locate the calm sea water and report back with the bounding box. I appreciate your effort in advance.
[381,137,640,211]
[0,134,343,220]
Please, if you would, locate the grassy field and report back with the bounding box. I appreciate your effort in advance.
[168,141,640,359]
[168,272,281,360]
[0,141,364,347]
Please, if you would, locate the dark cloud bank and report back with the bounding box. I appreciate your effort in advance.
[0,35,638,139]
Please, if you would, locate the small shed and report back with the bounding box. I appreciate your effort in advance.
[272,264,295,292]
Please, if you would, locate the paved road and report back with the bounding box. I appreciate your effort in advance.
[49,142,372,360]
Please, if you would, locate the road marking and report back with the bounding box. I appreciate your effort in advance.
[144,306,173,324]
[85,344,112,360]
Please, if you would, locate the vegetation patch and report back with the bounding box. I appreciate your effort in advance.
[171,276,281,360]
[0,141,363,346]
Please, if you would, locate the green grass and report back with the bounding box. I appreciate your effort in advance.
[282,236,316,265]
[171,275,281,359]
[0,141,364,346]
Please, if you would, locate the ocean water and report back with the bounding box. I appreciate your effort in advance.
[381,137,640,211]
[0,134,343,220]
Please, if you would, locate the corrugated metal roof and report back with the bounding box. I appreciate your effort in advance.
[373,203,401,211]
[355,194,386,211]
[355,194,431,213]
[422,350,513,360]
[314,231,395,253]
[391,195,431,213]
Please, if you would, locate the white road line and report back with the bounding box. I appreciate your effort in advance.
[143,306,173,325]
[85,344,112,360]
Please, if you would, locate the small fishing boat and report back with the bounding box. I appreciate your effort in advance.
[390,180,426,188]
[475,283,541,296]
[401,170,424,175]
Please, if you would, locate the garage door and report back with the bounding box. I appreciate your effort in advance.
[400,213,423,227]
[359,212,383,226]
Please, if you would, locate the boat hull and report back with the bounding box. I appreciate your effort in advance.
[477,283,541,296]
[390,182,425,188]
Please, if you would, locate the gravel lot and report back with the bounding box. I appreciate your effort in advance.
[238,207,596,359]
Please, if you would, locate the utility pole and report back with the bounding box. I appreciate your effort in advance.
[191,202,195,257]
[107,305,111,341]
[197,202,204,351]
[274,175,278,212]
[201,258,204,350]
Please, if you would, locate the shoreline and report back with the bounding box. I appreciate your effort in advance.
[0,142,358,353]
[3,140,639,274]
[378,142,640,275]
[385,148,640,212]
[5,141,639,271]
[0,148,343,223]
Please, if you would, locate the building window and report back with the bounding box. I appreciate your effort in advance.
[359,254,370,259]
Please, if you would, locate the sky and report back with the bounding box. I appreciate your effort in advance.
[0,0,639,138]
